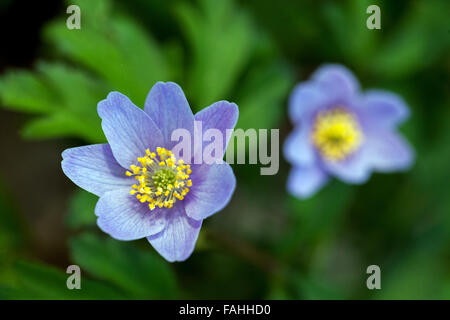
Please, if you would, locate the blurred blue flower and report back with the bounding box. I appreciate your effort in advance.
[284,64,414,198]
[62,82,238,262]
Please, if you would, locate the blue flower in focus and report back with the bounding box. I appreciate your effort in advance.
[284,64,414,198]
[62,82,238,262]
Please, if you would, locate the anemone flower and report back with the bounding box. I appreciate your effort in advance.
[284,64,414,198]
[62,82,238,261]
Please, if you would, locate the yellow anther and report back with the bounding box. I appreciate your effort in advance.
[125,147,192,211]
[312,107,363,161]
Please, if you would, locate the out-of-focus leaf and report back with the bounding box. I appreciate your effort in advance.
[371,1,450,78]
[291,273,346,299]
[70,233,177,299]
[237,62,293,130]
[175,0,255,107]
[0,0,173,143]
[176,0,293,131]
[374,247,446,299]
[0,187,23,257]
[0,183,25,287]
[44,0,171,105]
[0,62,107,142]
[66,189,98,229]
[0,71,57,113]
[265,284,291,300]
[0,285,16,300]
[322,0,378,64]
[289,181,354,242]
[3,261,125,299]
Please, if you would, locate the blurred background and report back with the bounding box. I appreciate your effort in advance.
[0,0,449,299]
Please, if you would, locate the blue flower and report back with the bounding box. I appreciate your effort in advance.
[62,82,238,262]
[284,64,414,198]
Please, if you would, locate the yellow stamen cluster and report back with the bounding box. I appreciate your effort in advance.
[126,147,192,210]
[311,107,363,161]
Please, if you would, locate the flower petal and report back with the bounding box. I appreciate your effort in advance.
[95,188,167,240]
[283,122,315,166]
[61,144,133,197]
[366,130,415,172]
[147,205,202,262]
[287,164,329,199]
[289,82,328,123]
[289,64,359,123]
[194,100,239,160]
[184,162,236,220]
[323,147,372,184]
[144,82,194,149]
[312,64,360,102]
[97,91,164,168]
[361,90,410,128]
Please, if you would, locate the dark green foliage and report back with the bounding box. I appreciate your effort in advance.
[0,0,449,299]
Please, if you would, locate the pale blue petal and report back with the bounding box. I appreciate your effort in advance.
[194,100,239,161]
[323,147,372,184]
[95,188,167,240]
[144,82,194,149]
[147,206,202,262]
[289,82,328,123]
[283,122,315,166]
[289,64,360,123]
[184,163,236,220]
[312,64,360,102]
[61,144,133,197]
[361,90,410,128]
[97,92,164,168]
[365,130,415,172]
[287,164,329,198]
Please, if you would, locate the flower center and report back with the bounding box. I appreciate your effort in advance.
[311,107,363,161]
[125,147,192,210]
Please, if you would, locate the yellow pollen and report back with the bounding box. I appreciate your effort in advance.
[126,147,192,211]
[311,107,363,161]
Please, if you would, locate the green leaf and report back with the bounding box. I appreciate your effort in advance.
[322,0,378,64]
[371,1,450,77]
[1,0,173,143]
[0,70,57,114]
[0,187,23,256]
[290,181,354,240]
[176,0,293,131]
[45,0,171,105]
[236,62,293,130]
[278,181,355,258]
[4,260,125,299]
[374,249,446,299]
[21,112,98,141]
[176,0,256,107]
[0,183,26,287]
[70,233,178,299]
[66,189,98,229]
[1,62,107,142]
[292,273,346,300]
